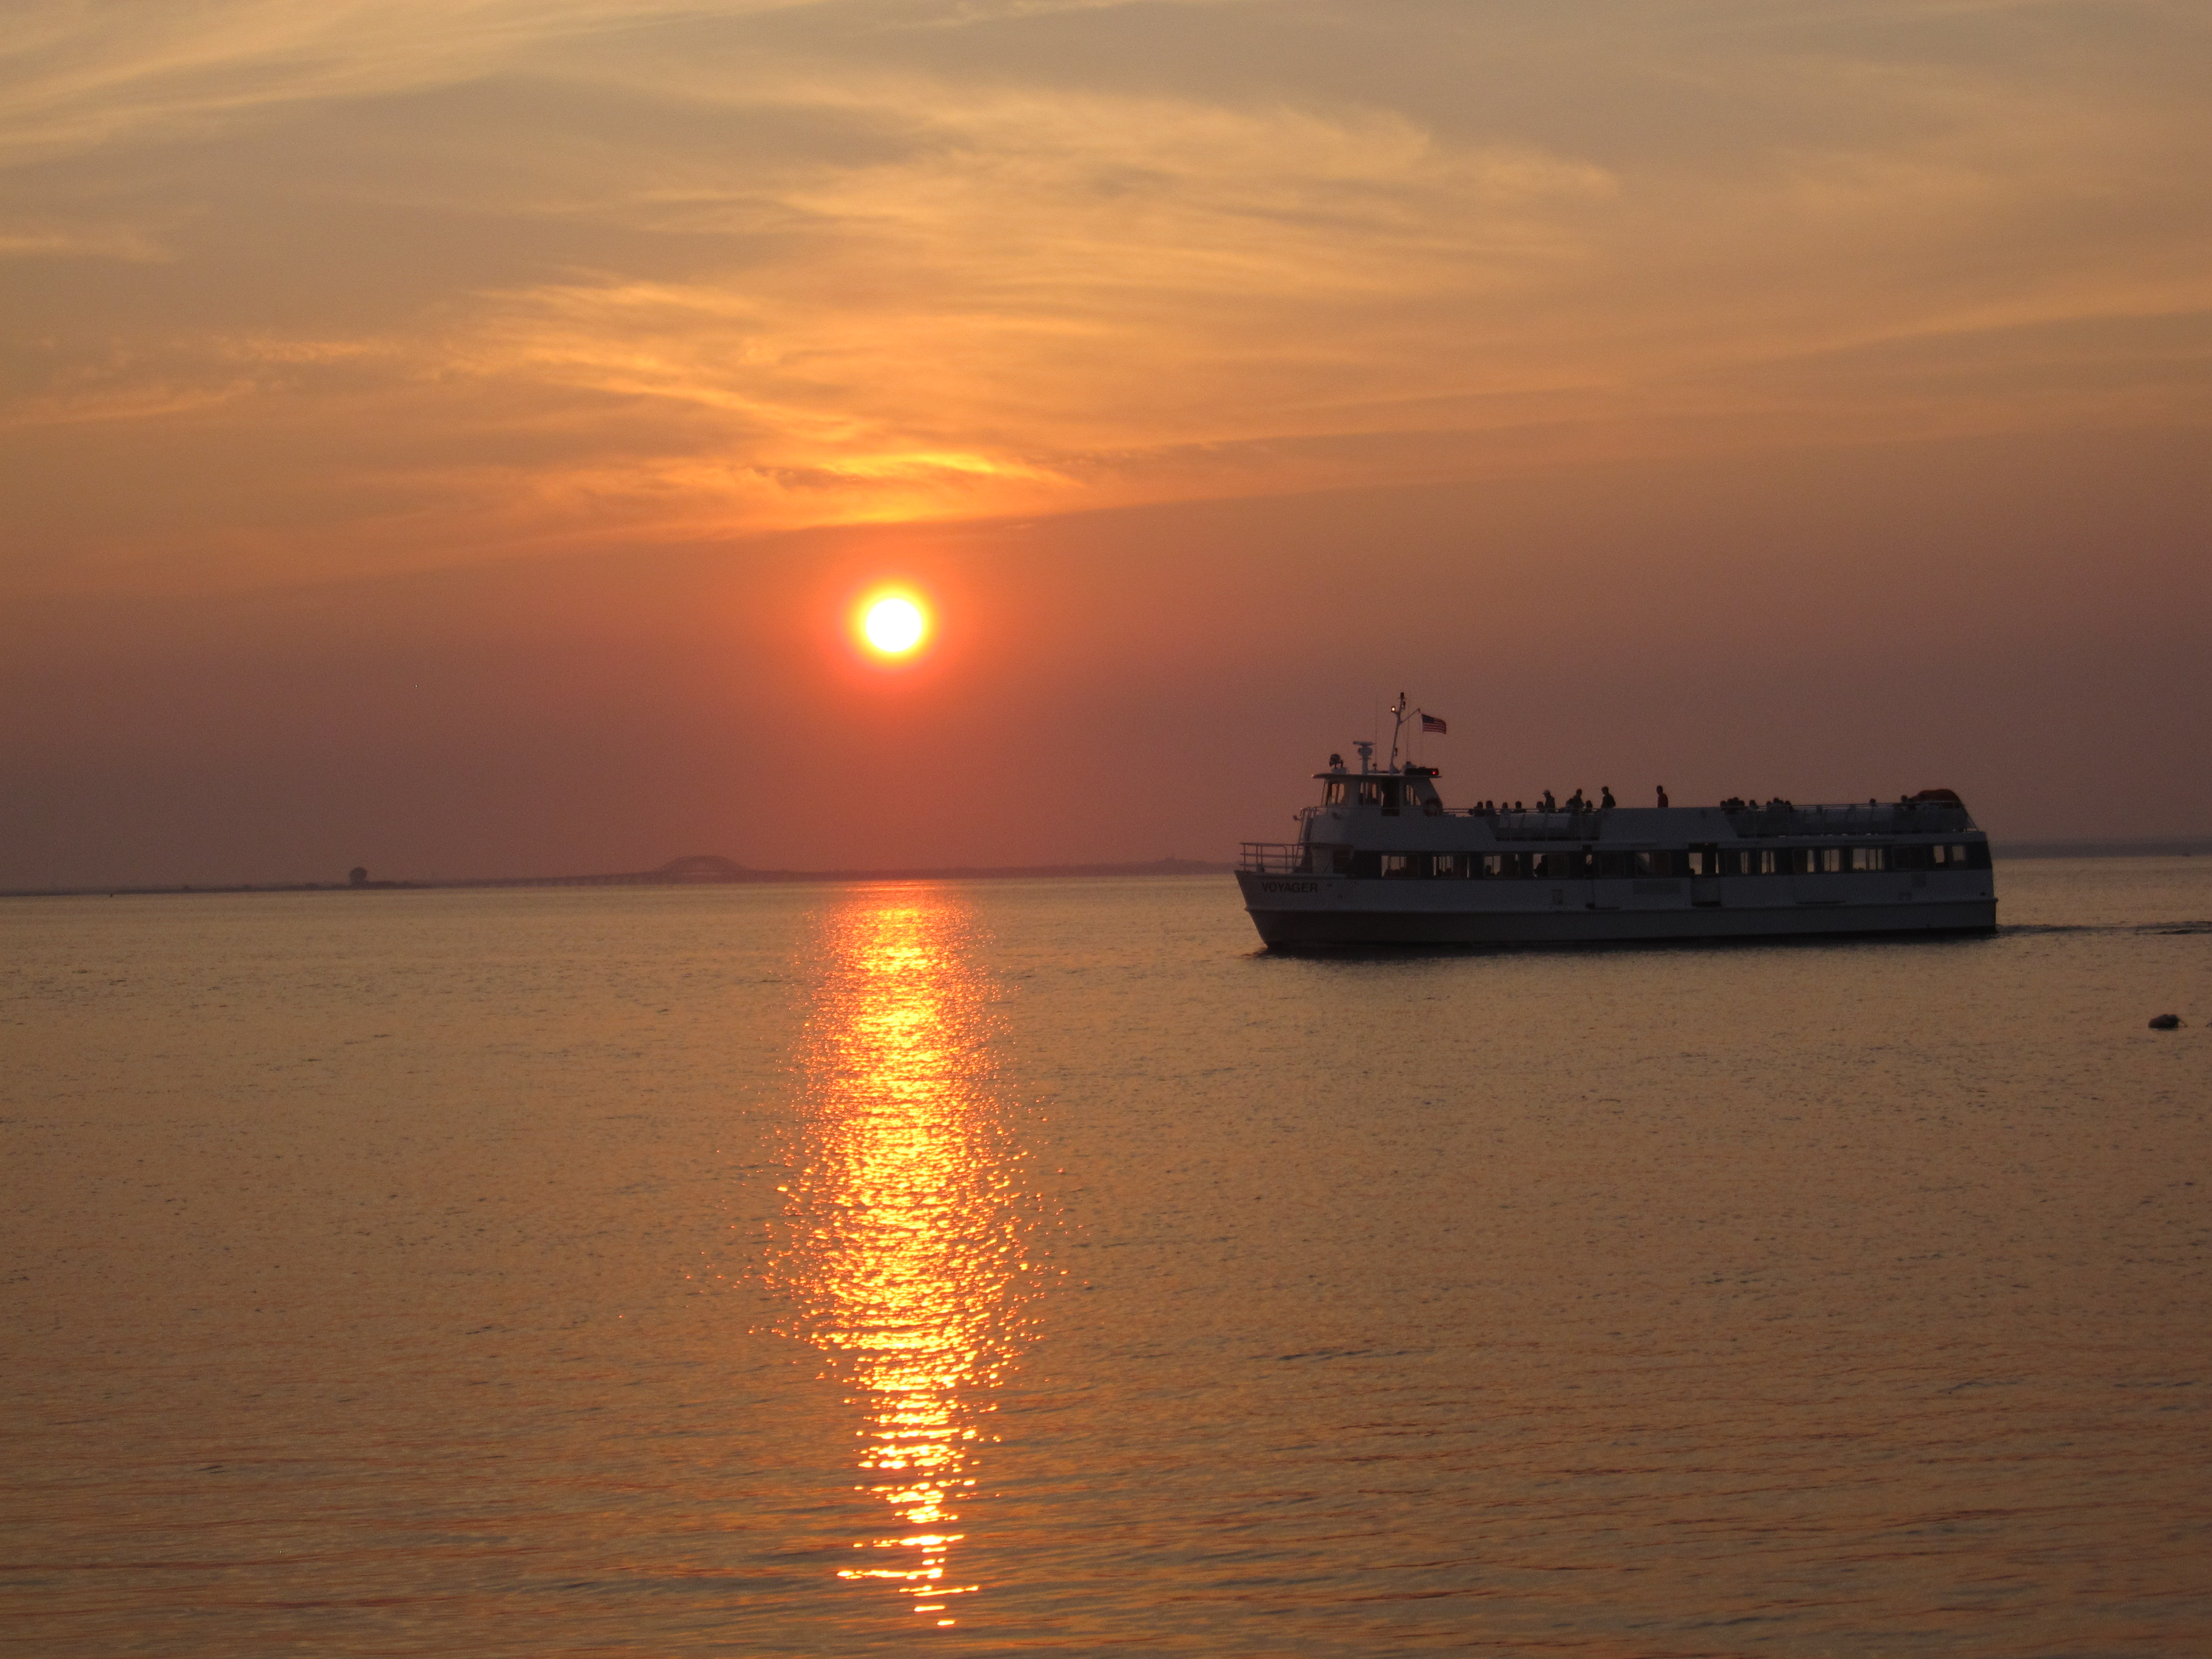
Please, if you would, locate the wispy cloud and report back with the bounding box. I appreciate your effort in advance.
[0,217,169,261]
[4,1,2208,589]
[0,0,759,161]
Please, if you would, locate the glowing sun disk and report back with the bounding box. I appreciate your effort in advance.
[865,597,927,653]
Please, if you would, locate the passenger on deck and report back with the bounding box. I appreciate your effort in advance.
[1567,789,1585,812]
[1600,786,1615,809]
[1541,789,1557,812]
[1657,785,1670,808]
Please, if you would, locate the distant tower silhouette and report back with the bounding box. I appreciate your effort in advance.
[349,866,369,888]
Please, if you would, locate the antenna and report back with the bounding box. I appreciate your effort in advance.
[1387,691,1409,771]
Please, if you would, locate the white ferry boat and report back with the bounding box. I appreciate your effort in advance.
[1236,704,1996,947]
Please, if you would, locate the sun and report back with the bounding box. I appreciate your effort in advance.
[862,595,927,655]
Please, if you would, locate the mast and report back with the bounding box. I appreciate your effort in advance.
[1386,691,1409,771]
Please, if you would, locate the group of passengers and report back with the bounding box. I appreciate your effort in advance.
[1717,794,1943,813]
[1473,786,1620,816]
[1454,787,1951,818]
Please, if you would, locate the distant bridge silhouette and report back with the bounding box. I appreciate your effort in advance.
[470,854,753,888]
[648,854,751,882]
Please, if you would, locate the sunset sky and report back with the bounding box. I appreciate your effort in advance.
[4,0,2208,885]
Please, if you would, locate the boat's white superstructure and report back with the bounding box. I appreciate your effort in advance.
[1235,745,1996,948]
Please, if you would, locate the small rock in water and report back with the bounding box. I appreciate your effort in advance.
[2147,1013,2182,1030]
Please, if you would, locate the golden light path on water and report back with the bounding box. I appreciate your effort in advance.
[767,887,1051,1627]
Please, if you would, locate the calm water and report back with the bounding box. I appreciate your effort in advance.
[4,862,2208,1656]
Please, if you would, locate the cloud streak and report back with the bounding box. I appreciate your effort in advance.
[2,1,2207,590]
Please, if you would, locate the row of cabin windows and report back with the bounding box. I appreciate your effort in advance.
[1358,843,1989,880]
[1321,778,1440,816]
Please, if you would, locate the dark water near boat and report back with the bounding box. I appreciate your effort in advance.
[4,860,2208,1655]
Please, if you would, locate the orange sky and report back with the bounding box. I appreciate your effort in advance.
[4,1,2208,885]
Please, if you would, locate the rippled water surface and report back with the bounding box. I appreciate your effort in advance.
[5,860,2209,1655]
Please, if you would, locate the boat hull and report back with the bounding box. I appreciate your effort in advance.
[1236,873,1996,947]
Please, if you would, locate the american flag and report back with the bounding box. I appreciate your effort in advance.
[1419,712,1447,734]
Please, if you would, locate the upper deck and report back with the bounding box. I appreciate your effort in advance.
[1295,769,1976,842]
[1241,768,1986,874]
[1411,800,1977,842]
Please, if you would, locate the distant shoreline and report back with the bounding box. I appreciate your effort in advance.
[0,856,1236,900]
[1992,839,2212,860]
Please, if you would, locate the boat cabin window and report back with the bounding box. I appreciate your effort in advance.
[1850,846,1889,872]
[1380,853,1416,878]
[1728,850,1785,876]
[1355,779,1399,813]
[1322,779,1347,806]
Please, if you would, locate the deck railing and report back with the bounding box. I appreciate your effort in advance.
[1240,842,1335,874]
[1444,803,1974,838]
[1726,803,1975,837]
[1480,811,1604,842]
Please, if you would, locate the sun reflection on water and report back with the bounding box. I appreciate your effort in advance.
[768,887,1051,1624]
